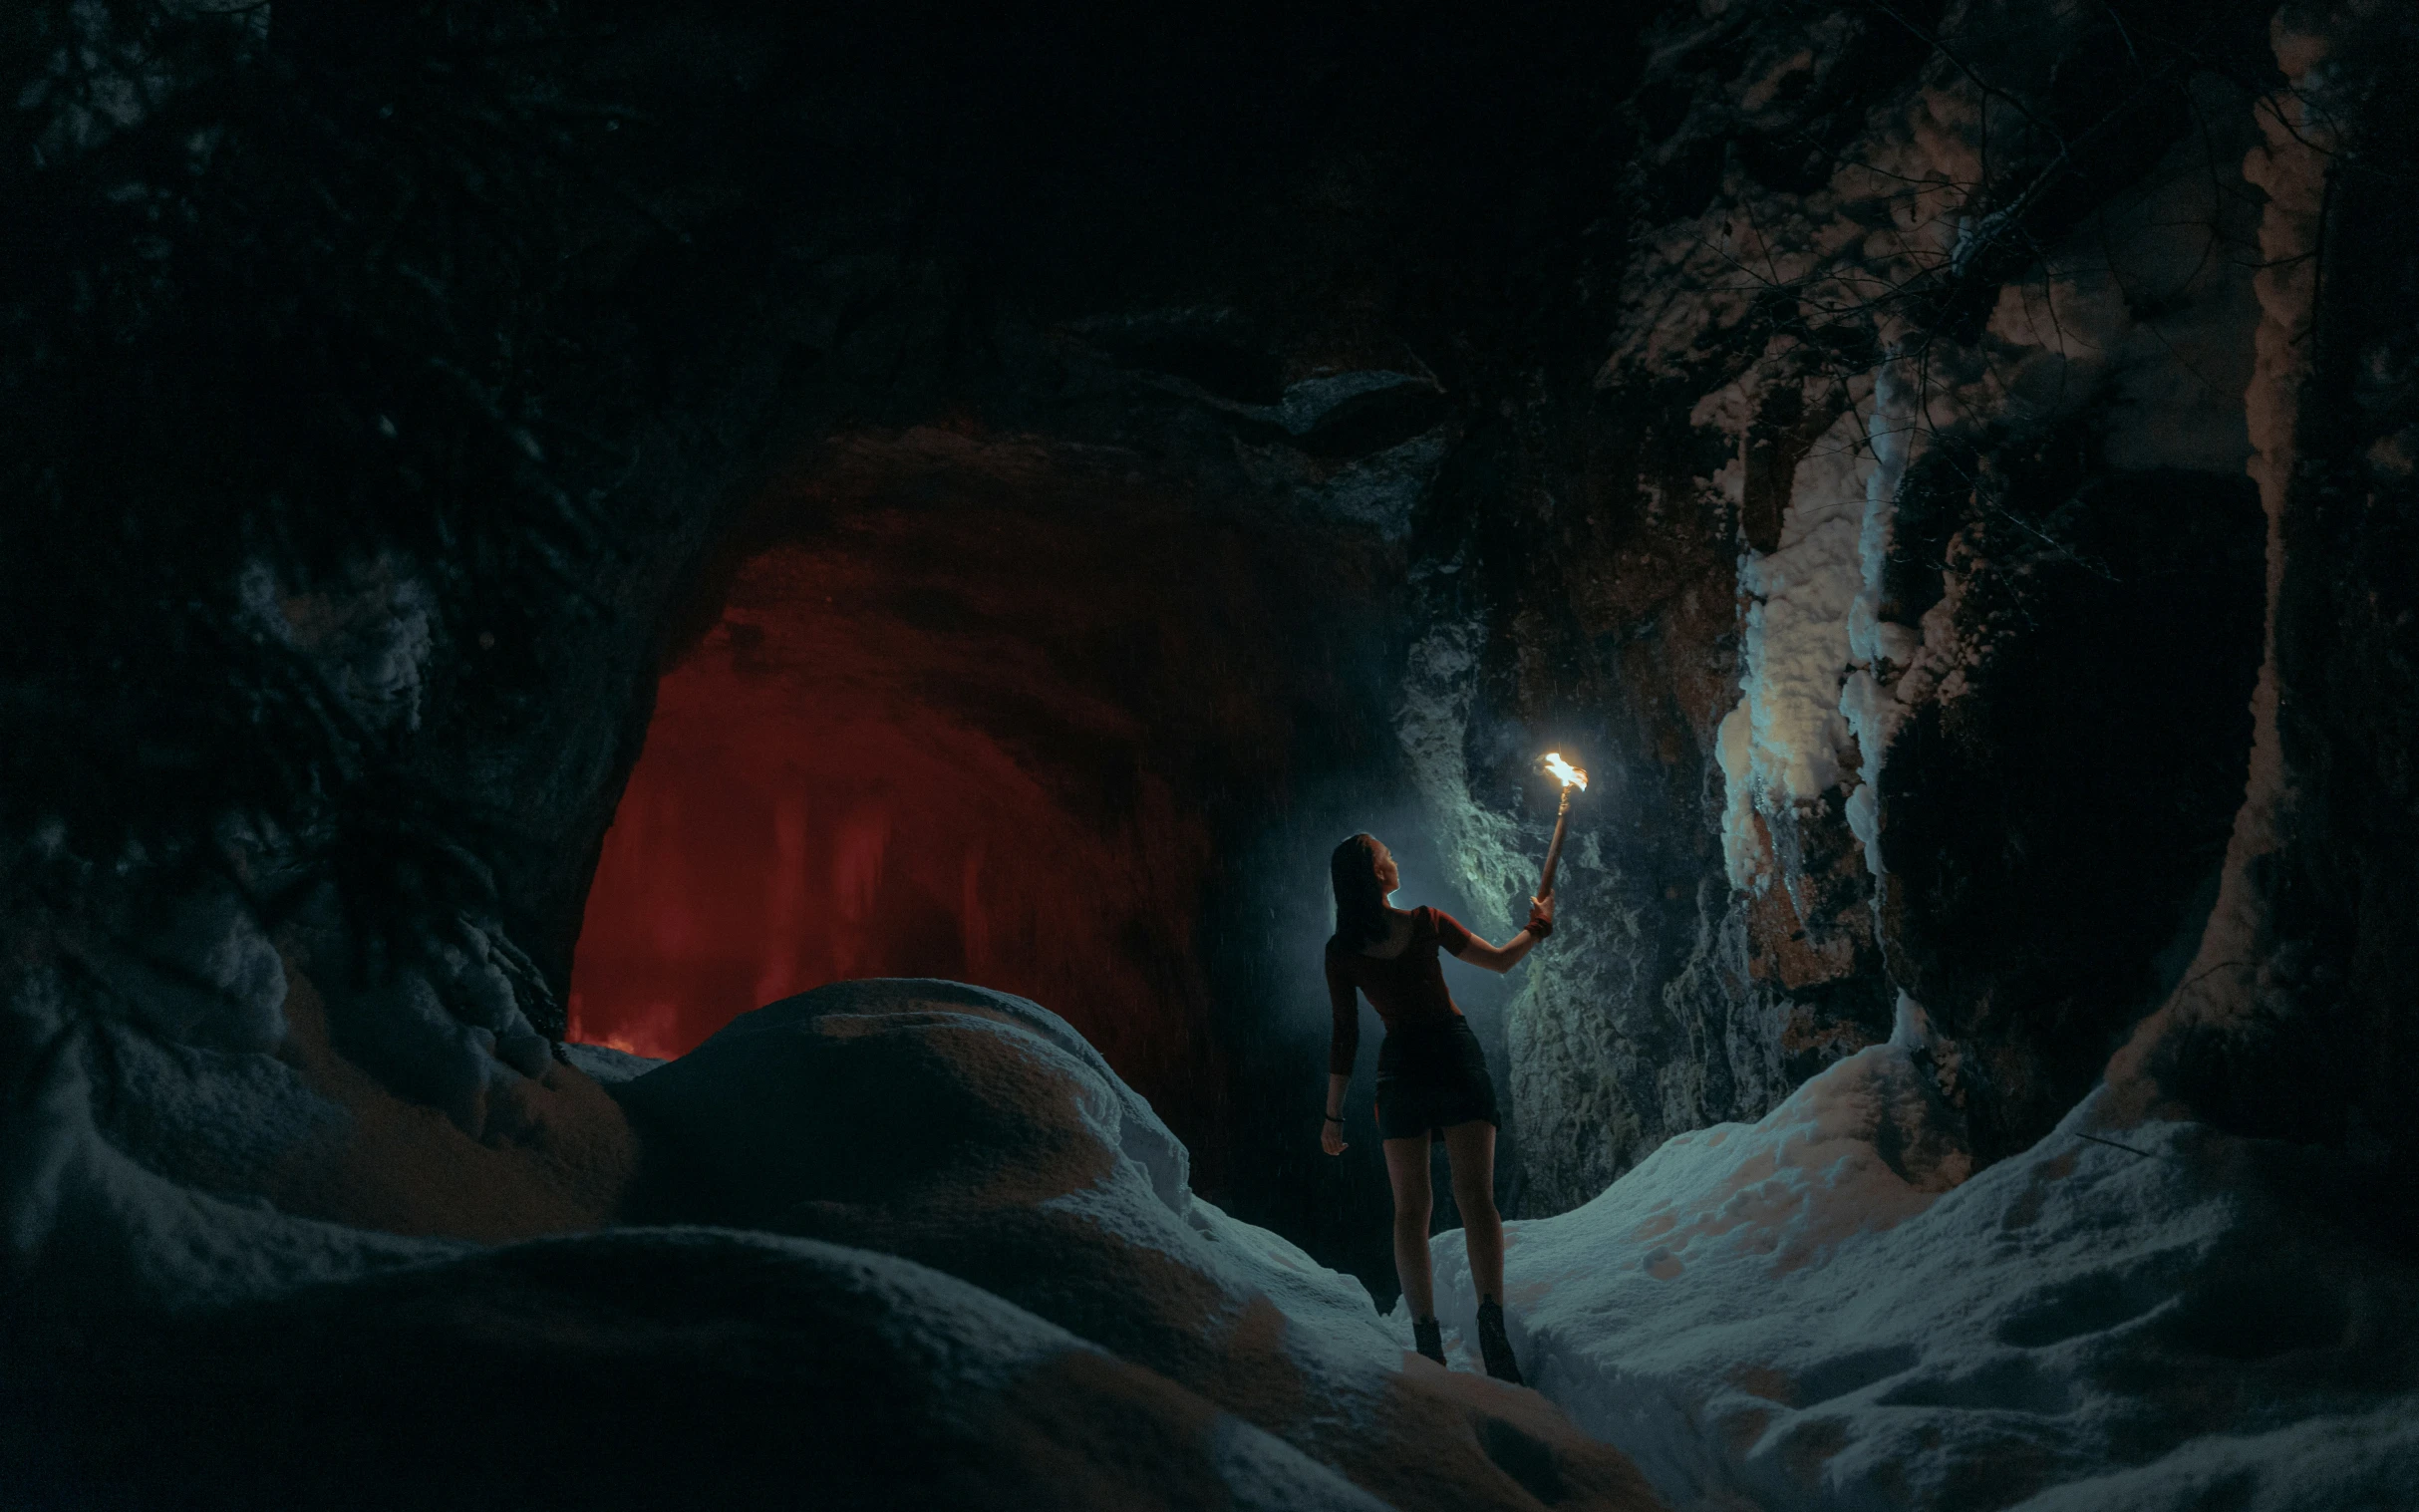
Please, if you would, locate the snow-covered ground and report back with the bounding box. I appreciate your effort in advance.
[1419,1040,2419,1511]
[22,954,2414,1509]
[12,970,1663,1509]
[616,978,1663,1512]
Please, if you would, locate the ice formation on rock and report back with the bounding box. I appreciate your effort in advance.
[1680,44,2265,900]
[1715,399,1871,894]
[10,3,2409,1504]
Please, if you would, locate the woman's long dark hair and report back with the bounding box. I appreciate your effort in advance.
[1330,833,1390,948]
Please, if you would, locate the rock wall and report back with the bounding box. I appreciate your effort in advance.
[2110,0,2419,1218]
[2253,2,2419,1194]
[1404,0,2289,1210]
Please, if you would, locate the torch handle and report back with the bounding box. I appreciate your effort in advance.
[1538,786,1573,901]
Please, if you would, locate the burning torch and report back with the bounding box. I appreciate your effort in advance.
[1537,752,1589,901]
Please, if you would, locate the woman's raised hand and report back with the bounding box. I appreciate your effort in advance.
[1529,892,1556,928]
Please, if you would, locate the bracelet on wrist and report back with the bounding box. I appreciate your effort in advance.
[1323,1113,1344,1123]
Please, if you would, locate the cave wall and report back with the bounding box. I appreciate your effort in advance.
[6,0,2415,1334]
[2117,0,2419,1213]
[2259,7,2419,1187]
[1396,0,2288,1209]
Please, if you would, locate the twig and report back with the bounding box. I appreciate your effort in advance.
[2076,1131,2167,1160]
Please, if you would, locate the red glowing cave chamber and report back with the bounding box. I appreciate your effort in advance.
[563,479,1289,1148]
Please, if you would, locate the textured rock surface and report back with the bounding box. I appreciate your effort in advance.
[2087,0,2419,1233]
[1397,0,2290,1208]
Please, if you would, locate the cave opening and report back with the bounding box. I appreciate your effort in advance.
[564,427,1432,1242]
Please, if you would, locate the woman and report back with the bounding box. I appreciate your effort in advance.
[1320,832,1552,1382]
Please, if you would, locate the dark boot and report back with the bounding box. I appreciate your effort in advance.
[1475,1300,1523,1384]
[1411,1315,1446,1365]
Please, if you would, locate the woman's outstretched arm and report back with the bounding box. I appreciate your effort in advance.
[1453,892,1556,974]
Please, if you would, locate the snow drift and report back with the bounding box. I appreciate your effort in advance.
[7,972,1664,1510]
[618,979,1664,1512]
[1421,1041,2419,1511]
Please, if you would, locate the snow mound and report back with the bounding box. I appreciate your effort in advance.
[20,1227,1400,1512]
[1422,1046,2419,1511]
[558,1040,666,1083]
[619,978,1665,1512]
[14,969,1662,1507]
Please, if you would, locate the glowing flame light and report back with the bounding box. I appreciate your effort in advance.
[1543,752,1589,789]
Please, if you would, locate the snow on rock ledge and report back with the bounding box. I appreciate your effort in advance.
[1422,1046,2419,1511]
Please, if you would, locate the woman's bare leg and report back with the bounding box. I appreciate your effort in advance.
[1442,1120,1503,1306]
[1382,1135,1436,1318]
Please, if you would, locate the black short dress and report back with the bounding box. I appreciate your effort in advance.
[1325,906,1502,1141]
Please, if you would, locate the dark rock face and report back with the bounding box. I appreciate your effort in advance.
[1878,468,2266,1161]
[2160,8,2419,1205]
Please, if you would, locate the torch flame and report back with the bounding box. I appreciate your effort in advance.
[1543,752,1589,790]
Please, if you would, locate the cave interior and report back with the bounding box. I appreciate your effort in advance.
[6,2,2418,1508]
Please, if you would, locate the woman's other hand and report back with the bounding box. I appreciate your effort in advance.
[1529,892,1556,928]
[1321,1117,1349,1156]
